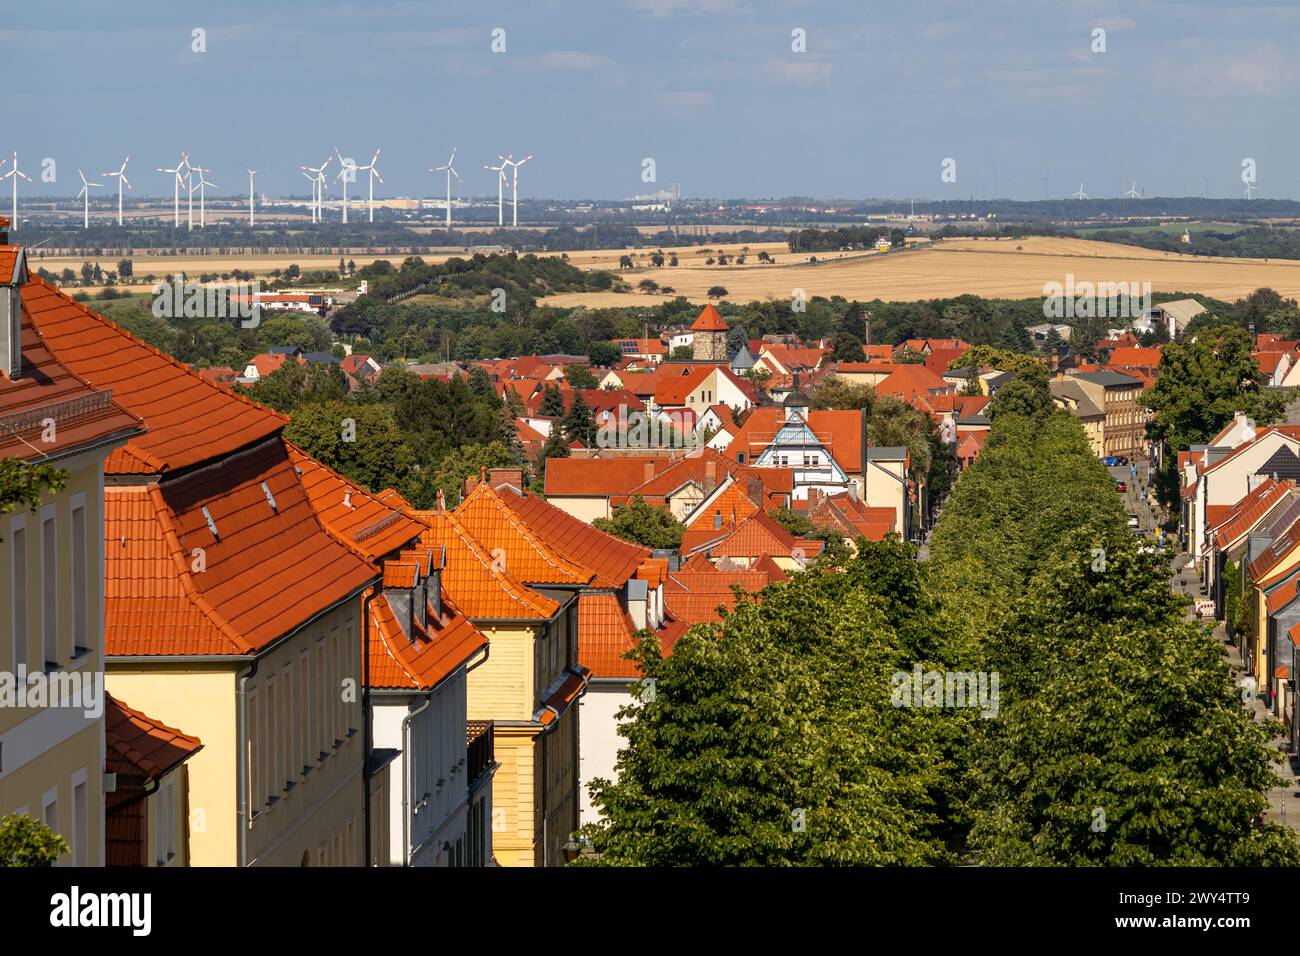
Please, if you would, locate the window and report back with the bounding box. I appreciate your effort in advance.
[298,652,311,773]
[265,677,277,803]
[72,775,87,867]
[71,504,86,653]
[247,690,260,812]
[12,522,26,671]
[315,640,327,760]
[282,665,294,787]
[42,789,57,838]
[41,512,57,667]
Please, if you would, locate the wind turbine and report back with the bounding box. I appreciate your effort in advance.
[246,168,260,227]
[100,156,131,226]
[300,153,332,222]
[190,166,216,228]
[1071,181,1089,200]
[157,153,190,228]
[1245,180,1259,200]
[353,148,383,223]
[300,169,320,222]
[76,170,102,230]
[501,154,532,227]
[1122,179,1141,199]
[1,151,32,231]
[432,147,461,230]
[333,147,356,224]
[484,157,508,226]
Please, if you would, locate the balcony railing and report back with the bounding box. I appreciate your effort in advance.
[466,720,494,790]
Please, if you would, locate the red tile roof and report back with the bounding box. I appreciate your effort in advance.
[104,439,380,656]
[544,455,673,496]
[0,256,143,461]
[711,509,824,561]
[368,593,487,690]
[535,668,590,725]
[578,591,641,678]
[728,407,863,474]
[23,276,287,474]
[411,508,560,621]
[454,481,593,586]
[691,304,729,332]
[1214,479,1294,549]
[501,489,649,588]
[288,442,425,562]
[104,694,203,782]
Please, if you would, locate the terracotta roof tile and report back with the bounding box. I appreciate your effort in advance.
[23,275,287,474]
[104,694,203,782]
[500,489,649,588]
[544,455,673,496]
[104,438,379,656]
[410,508,560,621]
[454,481,593,586]
[691,304,729,332]
[1214,479,1294,549]
[368,593,487,690]
[578,592,642,678]
[711,509,824,560]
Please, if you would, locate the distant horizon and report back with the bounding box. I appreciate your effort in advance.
[9,1,1300,202]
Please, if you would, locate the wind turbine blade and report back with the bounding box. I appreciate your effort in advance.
[121,175,132,189]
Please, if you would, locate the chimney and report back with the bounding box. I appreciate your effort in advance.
[747,476,763,504]
[1,244,25,381]
[429,545,445,621]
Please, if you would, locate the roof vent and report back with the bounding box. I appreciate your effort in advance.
[200,505,220,541]
[260,480,278,513]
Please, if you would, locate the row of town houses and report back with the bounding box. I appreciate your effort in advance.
[8,204,1292,867]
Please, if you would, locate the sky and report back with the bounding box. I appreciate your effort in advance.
[5,0,1300,201]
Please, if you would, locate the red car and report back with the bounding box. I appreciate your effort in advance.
[1115,481,1127,492]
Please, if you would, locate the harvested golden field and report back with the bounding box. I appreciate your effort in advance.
[539,236,1300,307]
[29,251,436,279]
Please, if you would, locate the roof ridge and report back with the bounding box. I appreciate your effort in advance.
[459,481,594,584]
[29,273,290,433]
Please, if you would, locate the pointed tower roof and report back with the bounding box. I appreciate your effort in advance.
[691,304,729,332]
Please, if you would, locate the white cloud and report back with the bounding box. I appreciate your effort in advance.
[542,51,617,70]
[768,59,832,87]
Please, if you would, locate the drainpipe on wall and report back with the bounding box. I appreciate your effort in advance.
[400,694,433,867]
[362,588,377,867]
[236,658,260,868]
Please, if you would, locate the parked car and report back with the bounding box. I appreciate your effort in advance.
[1103,456,1119,466]
[1127,513,1140,529]
[1115,480,1127,492]
[1118,455,1130,465]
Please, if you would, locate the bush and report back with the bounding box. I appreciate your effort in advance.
[0,813,68,867]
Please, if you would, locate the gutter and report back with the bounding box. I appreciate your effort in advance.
[362,588,377,868]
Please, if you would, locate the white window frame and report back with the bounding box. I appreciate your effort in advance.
[71,768,87,867]
[40,504,57,669]
[69,494,87,655]
[10,514,26,672]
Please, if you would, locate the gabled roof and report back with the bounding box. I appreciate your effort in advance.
[288,442,425,562]
[105,439,380,656]
[411,507,561,621]
[807,492,896,541]
[544,454,672,496]
[1213,479,1294,551]
[728,407,862,474]
[23,275,287,474]
[711,509,825,560]
[500,488,649,589]
[368,593,487,691]
[454,480,593,587]
[691,304,729,332]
